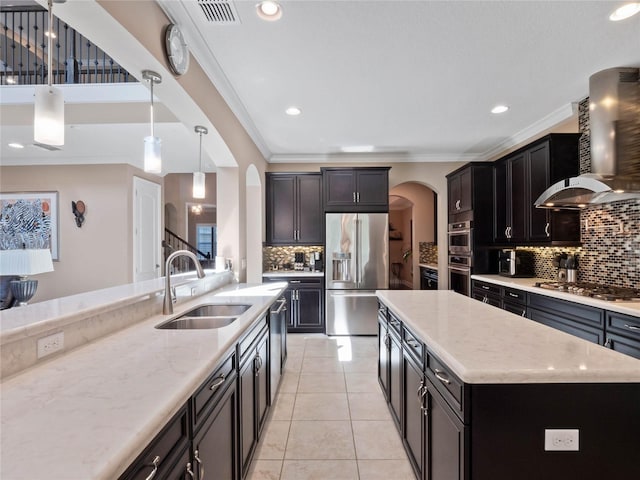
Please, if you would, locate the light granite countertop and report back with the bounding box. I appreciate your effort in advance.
[471,274,640,318]
[0,281,287,480]
[418,263,438,271]
[376,290,640,385]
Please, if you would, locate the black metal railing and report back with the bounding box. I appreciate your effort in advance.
[164,229,215,273]
[1,6,135,86]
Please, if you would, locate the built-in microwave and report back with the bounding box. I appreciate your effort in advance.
[448,221,472,255]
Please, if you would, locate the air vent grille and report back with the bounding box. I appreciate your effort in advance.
[197,0,241,24]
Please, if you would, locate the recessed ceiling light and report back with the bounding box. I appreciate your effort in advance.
[8,142,25,149]
[609,2,640,21]
[491,105,509,114]
[256,1,282,21]
[285,106,301,116]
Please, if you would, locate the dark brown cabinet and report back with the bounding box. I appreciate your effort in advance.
[265,173,322,245]
[388,316,402,429]
[448,167,472,215]
[263,276,324,333]
[239,324,269,478]
[471,280,527,316]
[402,339,424,479]
[604,312,640,359]
[493,134,581,246]
[322,167,390,212]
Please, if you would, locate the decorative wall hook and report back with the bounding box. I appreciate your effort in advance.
[72,200,85,228]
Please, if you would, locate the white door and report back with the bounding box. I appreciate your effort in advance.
[133,176,161,282]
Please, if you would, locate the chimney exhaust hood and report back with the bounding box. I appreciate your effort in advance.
[535,67,640,210]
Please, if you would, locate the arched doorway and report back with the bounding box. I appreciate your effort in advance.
[389,195,414,289]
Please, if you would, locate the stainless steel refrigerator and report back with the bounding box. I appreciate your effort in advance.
[325,213,389,335]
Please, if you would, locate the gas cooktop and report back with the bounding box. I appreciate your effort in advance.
[534,281,640,302]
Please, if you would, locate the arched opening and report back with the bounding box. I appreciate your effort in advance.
[389,182,438,290]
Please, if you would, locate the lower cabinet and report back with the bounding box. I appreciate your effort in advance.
[121,307,280,480]
[263,276,324,333]
[239,325,269,478]
[605,311,640,359]
[402,348,424,479]
[389,324,402,429]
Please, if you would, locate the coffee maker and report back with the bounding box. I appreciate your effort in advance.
[313,252,323,271]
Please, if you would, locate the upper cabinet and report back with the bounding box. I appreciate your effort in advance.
[493,134,581,246]
[447,167,472,214]
[266,173,323,245]
[322,167,390,212]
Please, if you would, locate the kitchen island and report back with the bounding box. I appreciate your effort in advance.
[0,279,288,480]
[376,290,640,480]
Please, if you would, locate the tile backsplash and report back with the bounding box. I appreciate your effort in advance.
[419,242,438,264]
[263,246,324,271]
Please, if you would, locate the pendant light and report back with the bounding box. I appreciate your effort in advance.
[34,0,64,146]
[142,70,162,174]
[192,125,208,199]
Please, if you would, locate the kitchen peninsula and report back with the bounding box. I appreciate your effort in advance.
[0,273,288,479]
[376,290,640,480]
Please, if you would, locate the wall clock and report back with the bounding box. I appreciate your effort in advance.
[165,24,189,76]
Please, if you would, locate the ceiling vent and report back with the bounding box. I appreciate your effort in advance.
[197,0,241,24]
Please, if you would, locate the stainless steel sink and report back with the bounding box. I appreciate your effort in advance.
[181,304,251,317]
[156,316,238,330]
[155,304,251,330]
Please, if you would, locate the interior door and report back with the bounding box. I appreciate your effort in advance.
[133,176,161,282]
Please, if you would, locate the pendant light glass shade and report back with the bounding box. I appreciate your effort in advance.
[34,85,64,146]
[192,171,206,199]
[192,125,208,199]
[144,135,162,174]
[142,70,162,174]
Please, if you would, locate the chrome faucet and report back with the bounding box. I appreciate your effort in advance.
[163,250,206,315]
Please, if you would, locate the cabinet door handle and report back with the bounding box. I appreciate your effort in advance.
[186,462,195,479]
[290,280,301,284]
[604,338,613,348]
[455,199,461,210]
[353,192,357,203]
[417,380,425,400]
[144,456,160,480]
[624,324,640,331]
[357,192,360,203]
[508,292,518,298]
[209,375,226,391]
[483,296,488,303]
[194,449,205,480]
[545,222,550,237]
[521,309,526,317]
[481,285,490,290]
[434,369,451,385]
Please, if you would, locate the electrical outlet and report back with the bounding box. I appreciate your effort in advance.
[37,332,64,359]
[544,429,579,451]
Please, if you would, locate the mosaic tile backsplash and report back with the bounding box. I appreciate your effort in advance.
[419,242,438,264]
[263,246,324,271]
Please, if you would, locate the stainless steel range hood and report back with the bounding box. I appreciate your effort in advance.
[535,67,640,209]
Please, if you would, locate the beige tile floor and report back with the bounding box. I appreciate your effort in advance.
[247,334,415,480]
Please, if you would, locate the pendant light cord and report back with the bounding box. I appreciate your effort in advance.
[149,78,155,138]
[47,0,53,88]
[199,130,203,171]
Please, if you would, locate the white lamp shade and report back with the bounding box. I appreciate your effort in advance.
[34,85,64,146]
[144,136,162,173]
[0,249,54,276]
[193,171,206,199]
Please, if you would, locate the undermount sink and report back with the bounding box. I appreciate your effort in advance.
[155,304,252,330]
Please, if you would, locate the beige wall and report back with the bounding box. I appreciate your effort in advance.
[0,164,160,301]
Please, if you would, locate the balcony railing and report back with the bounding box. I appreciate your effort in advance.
[1,6,135,86]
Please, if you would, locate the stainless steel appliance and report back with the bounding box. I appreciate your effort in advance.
[448,254,471,296]
[447,221,472,254]
[498,249,535,278]
[534,281,640,302]
[325,213,388,335]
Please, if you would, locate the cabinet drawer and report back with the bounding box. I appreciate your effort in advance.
[605,332,640,360]
[503,300,527,317]
[192,351,237,428]
[426,352,464,419]
[607,312,640,340]
[473,280,501,295]
[120,405,189,480]
[528,307,604,345]
[239,316,268,362]
[528,293,604,329]
[472,291,501,307]
[402,325,424,366]
[388,310,402,335]
[503,287,526,304]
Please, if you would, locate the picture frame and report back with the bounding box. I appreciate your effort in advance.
[0,192,59,260]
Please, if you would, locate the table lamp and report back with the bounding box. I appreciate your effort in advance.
[0,249,54,306]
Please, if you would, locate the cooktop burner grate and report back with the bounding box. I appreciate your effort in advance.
[534,281,640,302]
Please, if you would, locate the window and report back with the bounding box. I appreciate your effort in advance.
[196,224,216,259]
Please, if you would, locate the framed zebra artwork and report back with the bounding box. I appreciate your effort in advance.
[0,192,59,260]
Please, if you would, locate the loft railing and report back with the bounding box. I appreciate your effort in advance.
[0,5,135,86]
[164,228,215,273]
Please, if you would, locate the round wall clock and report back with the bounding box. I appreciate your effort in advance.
[165,24,189,76]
